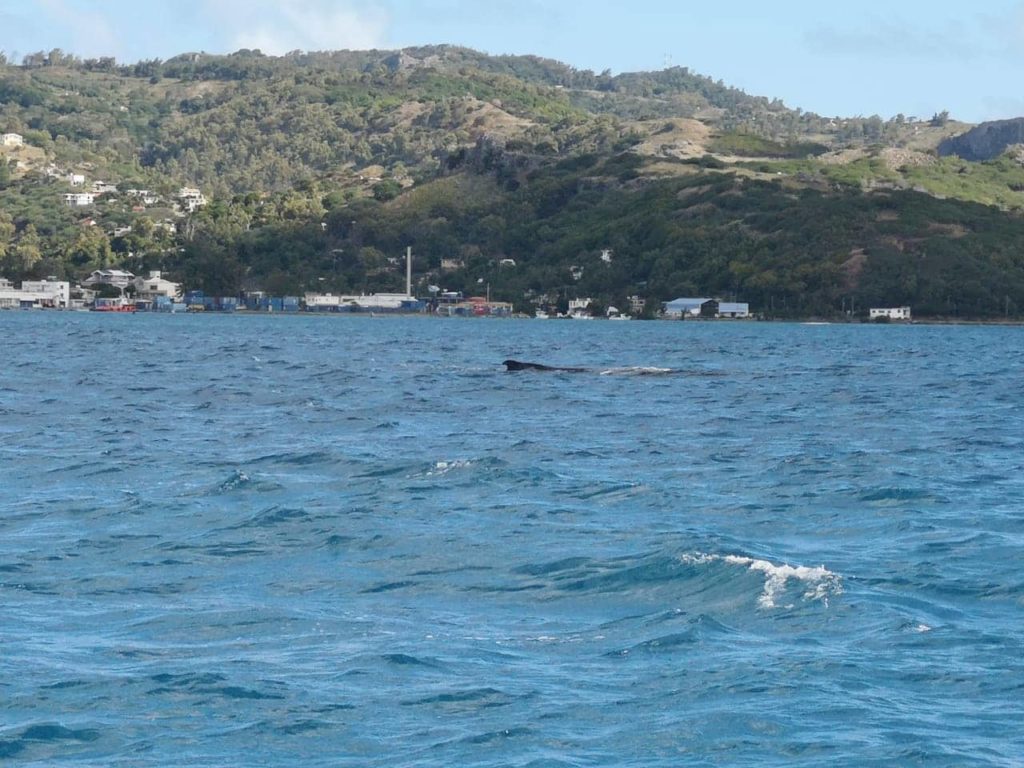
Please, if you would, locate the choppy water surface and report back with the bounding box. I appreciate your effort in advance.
[2,313,1023,766]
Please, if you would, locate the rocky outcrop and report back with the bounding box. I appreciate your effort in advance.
[938,118,1024,161]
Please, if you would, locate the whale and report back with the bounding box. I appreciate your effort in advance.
[502,359,682,376]
[503,359,588,372]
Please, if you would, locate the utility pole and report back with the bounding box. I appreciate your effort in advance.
[406,246,412,298]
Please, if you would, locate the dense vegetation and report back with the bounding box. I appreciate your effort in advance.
[2,46,1024,318]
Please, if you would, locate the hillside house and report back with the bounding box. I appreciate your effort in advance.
[63,193,96,207]
[440,258,464,271]
[67,173,86,186]
[126,189,160,205]
[1,133,24,147]
[178,187,207,213]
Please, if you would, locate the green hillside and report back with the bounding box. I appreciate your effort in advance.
[2,47,1024,318]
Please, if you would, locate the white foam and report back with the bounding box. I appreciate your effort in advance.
[423,459,475,476]
[681,552,842,609]
[599,366,674,376]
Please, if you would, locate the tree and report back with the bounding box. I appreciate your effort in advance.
[0,211,15,267]
[63,227,113,270]
[12,224,42,275]
[372,179,402,202]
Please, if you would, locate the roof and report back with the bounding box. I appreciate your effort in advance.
[664,297,713,309]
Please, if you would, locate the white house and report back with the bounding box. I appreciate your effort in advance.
[132,270,180,299]
[20,280,70,308]
[1,133,24,147]
[126,189,160,205]
[63,193,95,207]
[83,269,135,290]
[91,181,118,195]
[178,187,207,213]
[0,279,70,308]
[568,297,592,313]
[67,173,86,187]
[870,306,911,321]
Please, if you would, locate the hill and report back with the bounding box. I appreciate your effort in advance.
[938,118,1024,162]
[2,47,1024,319]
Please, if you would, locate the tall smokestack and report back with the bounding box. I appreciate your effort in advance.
[406,246,412,298]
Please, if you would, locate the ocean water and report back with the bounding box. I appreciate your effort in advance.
[2,313,1023,767]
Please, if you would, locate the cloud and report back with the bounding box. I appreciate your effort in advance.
[201,0,391,54]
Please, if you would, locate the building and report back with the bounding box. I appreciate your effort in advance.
[67,173,86,187]
[21,280,70,308]
[440,258,464,271]
[0,278,70,308]
[628,295,646,315]
[663,297,749,318]
[870,306,911,321]
[1,133,24,147]
[132,271,180,299]
[63,193,96,207]
[717,302,750,318]
[83,269,135,291]
[304,291,424,313]
[178,187,207,213]
[126,189,160,205]
[91,181,118,195]
[663,297,714,318]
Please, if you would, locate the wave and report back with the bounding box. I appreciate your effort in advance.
[681,553,842,609]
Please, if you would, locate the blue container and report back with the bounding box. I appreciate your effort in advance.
[184,290,205,304]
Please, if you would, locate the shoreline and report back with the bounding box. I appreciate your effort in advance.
[4,307,1024,325]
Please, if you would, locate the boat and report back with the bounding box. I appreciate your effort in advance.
[92,297,136,312]
[534,310,550,320]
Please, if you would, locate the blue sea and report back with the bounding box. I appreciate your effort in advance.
[2,313,1023,766]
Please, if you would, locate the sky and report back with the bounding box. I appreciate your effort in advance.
[2,0,1024,123]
